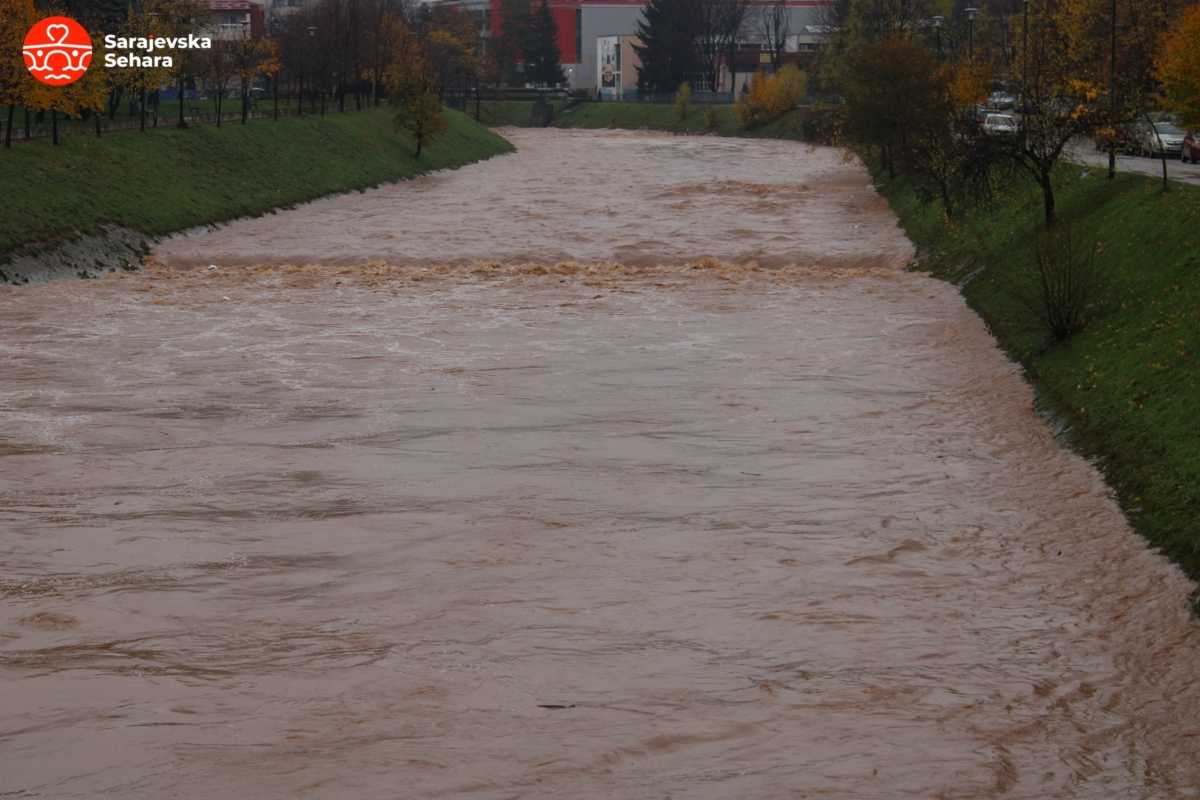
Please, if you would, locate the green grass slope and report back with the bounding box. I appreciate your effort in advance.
[875,167,1200,584]
[0,108,513,258]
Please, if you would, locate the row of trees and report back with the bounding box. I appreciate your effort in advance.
[0,0,509,148]
[633,0,795,96]
[820,0,1200,225]
[492,0,566,87]
[1,0,286,145]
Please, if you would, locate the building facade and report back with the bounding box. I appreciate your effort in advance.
[206,0,267,40]
[439,0,831,94]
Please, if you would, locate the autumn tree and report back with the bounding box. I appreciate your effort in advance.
[1010,0,1107,224]
[841,36,944,175]
[735,64,806,127]
[424,9,480,99]
[231,35,280,124]
[387,27,447,156]
[901,58,1003,220]
[1157,3,1200,128]
[366,0,407,105]
[202,41,235,125]
[117,3,175,132]
[1065,0,1181,177]
[1,0,36,148]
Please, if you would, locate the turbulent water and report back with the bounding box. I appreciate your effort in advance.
[2,129,1198,799]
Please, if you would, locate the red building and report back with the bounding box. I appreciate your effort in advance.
[207,0,267,40]
[447,0,829,91]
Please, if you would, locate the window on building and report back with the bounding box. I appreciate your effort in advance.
[575,9,582,64]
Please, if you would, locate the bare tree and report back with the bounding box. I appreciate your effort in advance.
[697,0,751,94]
[756,0,790,70]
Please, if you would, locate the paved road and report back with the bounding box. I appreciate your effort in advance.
[1067,139,1200,187]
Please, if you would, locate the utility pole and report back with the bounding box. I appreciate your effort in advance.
[1022,0,1028,103]
[1108,0,1117,179]
[966,7,978,61]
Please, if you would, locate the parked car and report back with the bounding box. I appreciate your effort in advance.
[1182,131,1200,164]
[983,113,1019,137]
[1135,121,1186,158]
[987,91,1016,110]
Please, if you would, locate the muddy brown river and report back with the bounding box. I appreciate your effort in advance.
[2,129,1199,798]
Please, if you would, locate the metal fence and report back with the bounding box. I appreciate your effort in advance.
[1,97,382,144]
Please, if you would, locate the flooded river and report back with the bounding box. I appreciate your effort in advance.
[2,130,1198,798]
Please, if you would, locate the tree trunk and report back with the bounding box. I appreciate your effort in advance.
[94,110,102,138]
[140,89,147,132]
[1040,173,1056,226]
[5,105,14,148]
[178,74,187,128]
[242,89,249,125]
[52,110,59,146]
[273,79,279,121]
[727,49,736,102]
[1161,153,1169,192]
[216,92,223,127]
[24,107,30,140]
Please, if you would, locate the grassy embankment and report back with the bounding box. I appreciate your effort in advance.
[876,167,1200,586]
[482,99,809,140]
[0,107,513,258]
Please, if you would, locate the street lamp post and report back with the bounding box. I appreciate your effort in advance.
[932,16,944,61]
[177,15,192,129]
[308,26,324,116]
[1021,0,1029,115]
[965,7,979,61]
[142,11,160,132]
[1108,0,1117,179]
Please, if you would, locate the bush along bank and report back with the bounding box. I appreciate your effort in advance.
[0,108,514,283]
[873,164,1200,594]
[480,100,834,142]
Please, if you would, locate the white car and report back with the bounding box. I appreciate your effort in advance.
[983,114,1019,137]
[987,91,1016,110]
[1136,121,1185,158]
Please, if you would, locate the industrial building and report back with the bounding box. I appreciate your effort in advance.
[437,0,831,95]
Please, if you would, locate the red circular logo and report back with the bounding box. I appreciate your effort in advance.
[23,16,93,87]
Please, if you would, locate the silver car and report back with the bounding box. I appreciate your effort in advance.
[1137,121,1185,158]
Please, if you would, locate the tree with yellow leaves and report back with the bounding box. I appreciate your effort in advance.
[1010,0,1108,225]
[1,0,37,148]
[115,2,177,132]
[24,42,112,145]
[231,35,280,124]
[1158,3,1200,128]
[387,27,447,158]
[734,65,807,129]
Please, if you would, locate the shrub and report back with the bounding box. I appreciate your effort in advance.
[702,106,718,131]
[674,82,692,122]
[735,65,807,129]
[1021,225,1108,343]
